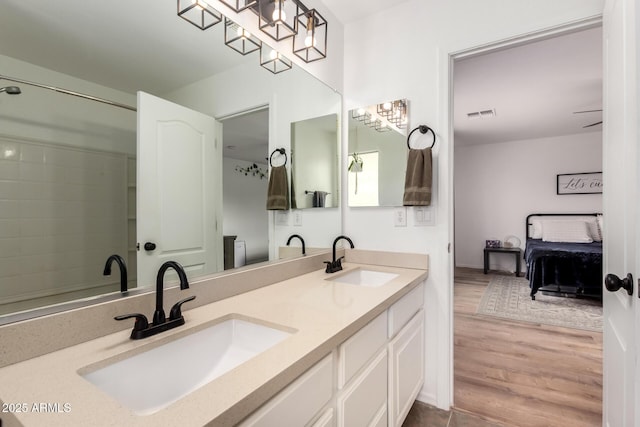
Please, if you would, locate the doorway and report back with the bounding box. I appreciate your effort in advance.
[220,107,270,269]
[451,25,603,425]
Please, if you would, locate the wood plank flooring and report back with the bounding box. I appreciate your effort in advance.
[453,268,602,427]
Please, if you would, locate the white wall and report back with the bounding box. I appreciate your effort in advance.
[223,158,269,264]
[455,133,603,272]
[341,0,604,410]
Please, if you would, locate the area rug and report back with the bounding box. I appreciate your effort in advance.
[476,275,602,331]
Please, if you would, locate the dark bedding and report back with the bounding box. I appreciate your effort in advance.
[524,239,603,298]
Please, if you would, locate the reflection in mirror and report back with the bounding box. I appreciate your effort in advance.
[221,108,269,268]
[348,100,409,207]
[291,113,339,209]
[0,0,340,322]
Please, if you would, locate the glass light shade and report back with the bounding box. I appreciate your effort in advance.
[351,109,369,122]
[177,0,222,30]
[387,100,408,128]
[218,0,257,12]
[260,46,292,74]
[293,9,327,63]
[257,0,298,41]
[224,18,261,55]
[375,120,392,132]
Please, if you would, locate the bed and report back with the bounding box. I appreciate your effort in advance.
[524,213,603,300]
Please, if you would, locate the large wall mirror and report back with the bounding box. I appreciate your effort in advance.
[0,0,341,322]
[348,100,408,207]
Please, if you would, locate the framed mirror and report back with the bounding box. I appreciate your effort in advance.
[348,100,409,207]
[0,0,341,322]
[291,113,340,209]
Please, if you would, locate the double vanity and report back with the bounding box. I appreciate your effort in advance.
[0,249,428,426]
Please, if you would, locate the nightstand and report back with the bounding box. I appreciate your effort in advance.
[483,247,522,277]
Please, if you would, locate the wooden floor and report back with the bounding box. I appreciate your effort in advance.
[453,268,603,427]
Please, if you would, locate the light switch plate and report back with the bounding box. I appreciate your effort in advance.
[293,210,302,226]
[394,208,407,227]
[276,211,290,226]
[414,207,434,226]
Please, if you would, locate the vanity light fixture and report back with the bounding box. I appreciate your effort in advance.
[218,0,257,12]
[351,108,370,122]
[292,9,327,63]
[377,99,408,129]
[260,46,292,74]
[177,0,223,30]
[224,18,262,55]
[375,120,392,132]
[177,0,328,74]
[257,0,298,41]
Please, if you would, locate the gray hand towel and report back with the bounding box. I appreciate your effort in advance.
[267,165,289,210]
[403,147,432,206]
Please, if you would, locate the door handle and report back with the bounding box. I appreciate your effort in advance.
[144,242,157,251]
[604,273,633,296]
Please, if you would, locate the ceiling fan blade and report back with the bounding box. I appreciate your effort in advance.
[583,121,603,128]
[573,109,603,114]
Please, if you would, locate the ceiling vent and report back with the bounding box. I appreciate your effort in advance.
[467,109,496,119]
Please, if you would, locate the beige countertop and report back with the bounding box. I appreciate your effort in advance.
[0,260,427,427]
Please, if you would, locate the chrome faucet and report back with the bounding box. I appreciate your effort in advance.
[103,254,128,292]
[286,234,306,255]
[115,261,195,340]
[325,235,355,273]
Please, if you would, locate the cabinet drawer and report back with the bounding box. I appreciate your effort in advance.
[240,354,333,427]
[388,283,424,339]
[338,311,387,388]
[337,349,387,427]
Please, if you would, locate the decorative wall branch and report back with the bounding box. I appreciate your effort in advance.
[236,163,268,179]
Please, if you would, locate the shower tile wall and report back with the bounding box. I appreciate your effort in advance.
[0,136,128,308]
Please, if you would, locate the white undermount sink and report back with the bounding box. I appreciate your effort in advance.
[80,317,292,415]
[329,268,399,287]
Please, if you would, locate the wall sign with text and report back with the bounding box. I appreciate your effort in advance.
[557,172,603,195]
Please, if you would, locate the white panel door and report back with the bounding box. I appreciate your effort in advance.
[137,92,222,288]
[602,0,638,425]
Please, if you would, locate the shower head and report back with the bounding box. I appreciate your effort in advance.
[0,86,21,95]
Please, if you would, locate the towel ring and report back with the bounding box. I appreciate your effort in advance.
[407,125,436,149]
[269,148,287,167]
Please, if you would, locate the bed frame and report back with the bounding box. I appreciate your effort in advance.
[525,213,602,300]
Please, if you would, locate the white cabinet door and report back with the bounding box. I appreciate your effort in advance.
[388,309,425,427]
[337,349,388,427]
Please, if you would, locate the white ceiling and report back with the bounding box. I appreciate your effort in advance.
[0,1,603,151]
[453,26,603,146]
[318,0,413,24]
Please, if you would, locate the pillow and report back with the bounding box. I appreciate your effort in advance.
[580,217,602,242]
[530,219,543,239]
[596,215,604,239]
[542,220,593,243]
